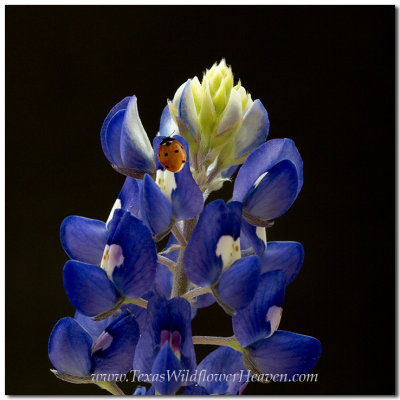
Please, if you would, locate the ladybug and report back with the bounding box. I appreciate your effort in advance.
[157,137,187,173]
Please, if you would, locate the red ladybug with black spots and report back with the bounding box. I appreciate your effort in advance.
[157,137,187,173]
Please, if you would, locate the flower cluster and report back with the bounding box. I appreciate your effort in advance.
[48,60,321,395]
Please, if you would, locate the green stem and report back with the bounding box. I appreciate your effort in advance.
[183,286,211,301]
[123,298,148,309]
[192,335,243,352]
[96,381,125,395]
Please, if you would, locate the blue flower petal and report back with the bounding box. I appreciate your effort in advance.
[191,292,215,309]
[233,139,303,202]
[60,216,108,265]
[133,296,195,377]
[160,105,178,138]
[74,311,115,342]
[141,174,172,234]
[151,343,182,395]
[154,264,173,299]
[120,96,155,173]
[171,161,204,220]
[260,242,304,285]
[197,346,246,395]
[101,96,155,176]
[216,256,260,311]
[133,385,155,395]
[244,160,298,222]
[48,317,92,376]
[246,331,321,378]
[120,303,148,333]
[184,385,209,395]
[184,200,242,287]
[63,260,121,317]
[101,97,130,165]
[107,209,157,298]
[92,311,140,374]
[232,270,286,347]
[234,100,269,159]
[240,218,266,256]
[178,80,199,139]
[118,177,140,214]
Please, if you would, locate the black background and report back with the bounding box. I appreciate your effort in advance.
[6,5,395,395]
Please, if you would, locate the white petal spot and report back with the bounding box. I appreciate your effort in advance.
[155,169,177,201]
[101,244,125,278]
[256,226,267,245]
[106,198,122,226]
[266,306,283,336]
[253,172,268,189]
[216,236,241,269]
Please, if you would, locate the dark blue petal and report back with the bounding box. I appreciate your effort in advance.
[167,297,196,374]
[120,303,148,333]
[260,242,304,285]
[107,209,157,298]
[178,80,198,139]
[234,100,269,158]
[197,346,246,395]
[48,317,92,376]
[151,343,182,395]
[232,270,286,347]
[184,385,209,395]
[154,264,173,299]
[92,311,140,374]
[63,260,121,317]
[240,218,266,256]
[132,296,168,375]
[118,177,140,214]
[74,311,115,342]
[233,138,303,202]
[141,174,172,234]
[133,296,195,376]
[133,385,155,395]
[60,216,108,265]
[101,97,130,165]
[171,161,204,220]
[153,135,166,170]
[119,96,154,173]
[191,292,215,309]
[216,256,260,311]
[246,331,321,378]
[160,105,178,137]
[184,200,241,287]
[244,160,298,221]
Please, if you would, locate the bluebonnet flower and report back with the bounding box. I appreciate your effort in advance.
[233,139,303,227]
[62,209,157,317]
[232,271,321,378]
[154,234,215,313]
[184,346,248,395]
[240,219,304,284]
[183,199,260,315]
[132,296,196,395]
[48,310,139,385]
[50,60,320,396]
[101,95,204,235]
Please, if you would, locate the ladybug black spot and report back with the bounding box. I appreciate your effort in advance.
[164,153,168,157]
[165,165,169,168]
[182,160,185,163]
[174,150,179,153]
